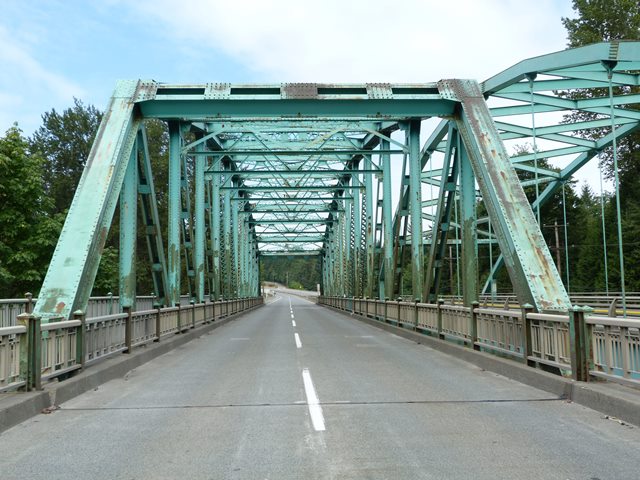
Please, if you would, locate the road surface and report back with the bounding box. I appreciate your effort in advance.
[1,294,639,479]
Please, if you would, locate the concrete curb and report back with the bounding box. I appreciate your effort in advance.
[0,306,261,434]
[323,305,640,427]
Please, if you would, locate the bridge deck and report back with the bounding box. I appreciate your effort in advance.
[1,295,639,479]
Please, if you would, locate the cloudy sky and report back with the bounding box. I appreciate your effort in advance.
[1,0,575,134]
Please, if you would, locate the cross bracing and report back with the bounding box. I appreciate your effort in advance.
[31,41,640,321]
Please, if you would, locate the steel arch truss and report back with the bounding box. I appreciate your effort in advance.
[33,42,640,320]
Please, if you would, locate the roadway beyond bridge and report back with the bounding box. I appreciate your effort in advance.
[1,295,639,480]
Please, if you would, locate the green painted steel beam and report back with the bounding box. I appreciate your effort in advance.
[258,238,325,243]
[442,79,570,312]
[250,219,333,224]
[206,169,379,176]
[119,141,137,309]
[167,122,182,306]
[194,142,206,302]
[34,80,140,321]
[136,126,168,306]
[408,120,423,301]
[193,149,401,156]
[223,186,364,192]
[260,251,321,256]
[138,99,455,120]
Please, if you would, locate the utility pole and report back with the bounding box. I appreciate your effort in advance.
[544,221,566,283]
[554,220,562,281]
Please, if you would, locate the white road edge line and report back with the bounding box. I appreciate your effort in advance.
[294,333,302,349]
[291,313,295,319]
[302,368,326,431]
[292,320,297,327]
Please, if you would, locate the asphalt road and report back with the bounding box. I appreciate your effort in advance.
[1,294,639,479]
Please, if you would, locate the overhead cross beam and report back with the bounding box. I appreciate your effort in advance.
[32,42,640,320]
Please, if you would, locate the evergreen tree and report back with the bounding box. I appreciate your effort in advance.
[30,98,103,215]
[0,125,63,296]
[560,1,640,294]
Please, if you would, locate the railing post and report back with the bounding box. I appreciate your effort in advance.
[437,299,444,339]
[17,313,41,391]
[154,303,161,342]
[73,310,86,369]
[25,292,33,314]
[414,299,419,331]
[470,301,480,351]
[177,302,182,332]
[521,303,534,366]
[383,298,388,323]
[108,291,114,315]
[569,306,593,382]
[124,306,132,353]
[190,300,196,329]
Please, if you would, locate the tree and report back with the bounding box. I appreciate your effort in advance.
[0,125,63,297]
[30,98,103,214]
[561,2,640,202]
[562,0,640,47]
[561,1,640,293]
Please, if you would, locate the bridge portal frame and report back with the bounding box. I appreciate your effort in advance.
[32,41,640,320]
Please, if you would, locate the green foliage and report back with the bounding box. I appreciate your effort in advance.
[562,0,640,47]
[30,98,103,214]
[0,125,63,297]
[260,256,320,291]
[558,1,640,293]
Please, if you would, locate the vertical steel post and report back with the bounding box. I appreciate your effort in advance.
[211,161,221,301]
[119,142,137,310]
[344,196,353,296]
[232,192,239,297]
[353,168,362,297]
[408,120,423,301]
[569,306,592,381]
[336,213,344,296]
[18,313,42,391]
[123,306,132,353]
[364,155,375,298]
[73,310,86,369]
[381,139,394,301]
[223,169,232,299]
[521,303,534,366]
[168,122,182,306]
[194,143,205,303]
[459,142,478,306]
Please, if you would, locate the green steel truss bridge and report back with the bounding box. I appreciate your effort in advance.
[33,41,640,321]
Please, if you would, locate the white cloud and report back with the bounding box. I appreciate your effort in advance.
[120,0,572,82]
[0,25,86,134]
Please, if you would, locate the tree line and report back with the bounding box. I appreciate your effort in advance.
[0,0,637,298]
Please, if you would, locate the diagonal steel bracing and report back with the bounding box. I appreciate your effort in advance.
[32,42,640,319]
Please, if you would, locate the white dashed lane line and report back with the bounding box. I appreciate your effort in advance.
[302,368,326,431]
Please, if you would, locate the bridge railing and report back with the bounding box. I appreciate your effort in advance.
[0,294,196,328]
[0,297,264,392]
[318,296,640,388]
[436,293,640,318]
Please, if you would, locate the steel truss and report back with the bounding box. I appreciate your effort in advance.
[32,42,640,320]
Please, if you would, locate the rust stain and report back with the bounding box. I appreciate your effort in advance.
[282,83,318,99]
[55,302,66,314]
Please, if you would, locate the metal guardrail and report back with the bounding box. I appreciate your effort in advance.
[435,293,640,318]
[0,297,264,392]
[0,294,195,328]
[319,296,640,388]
